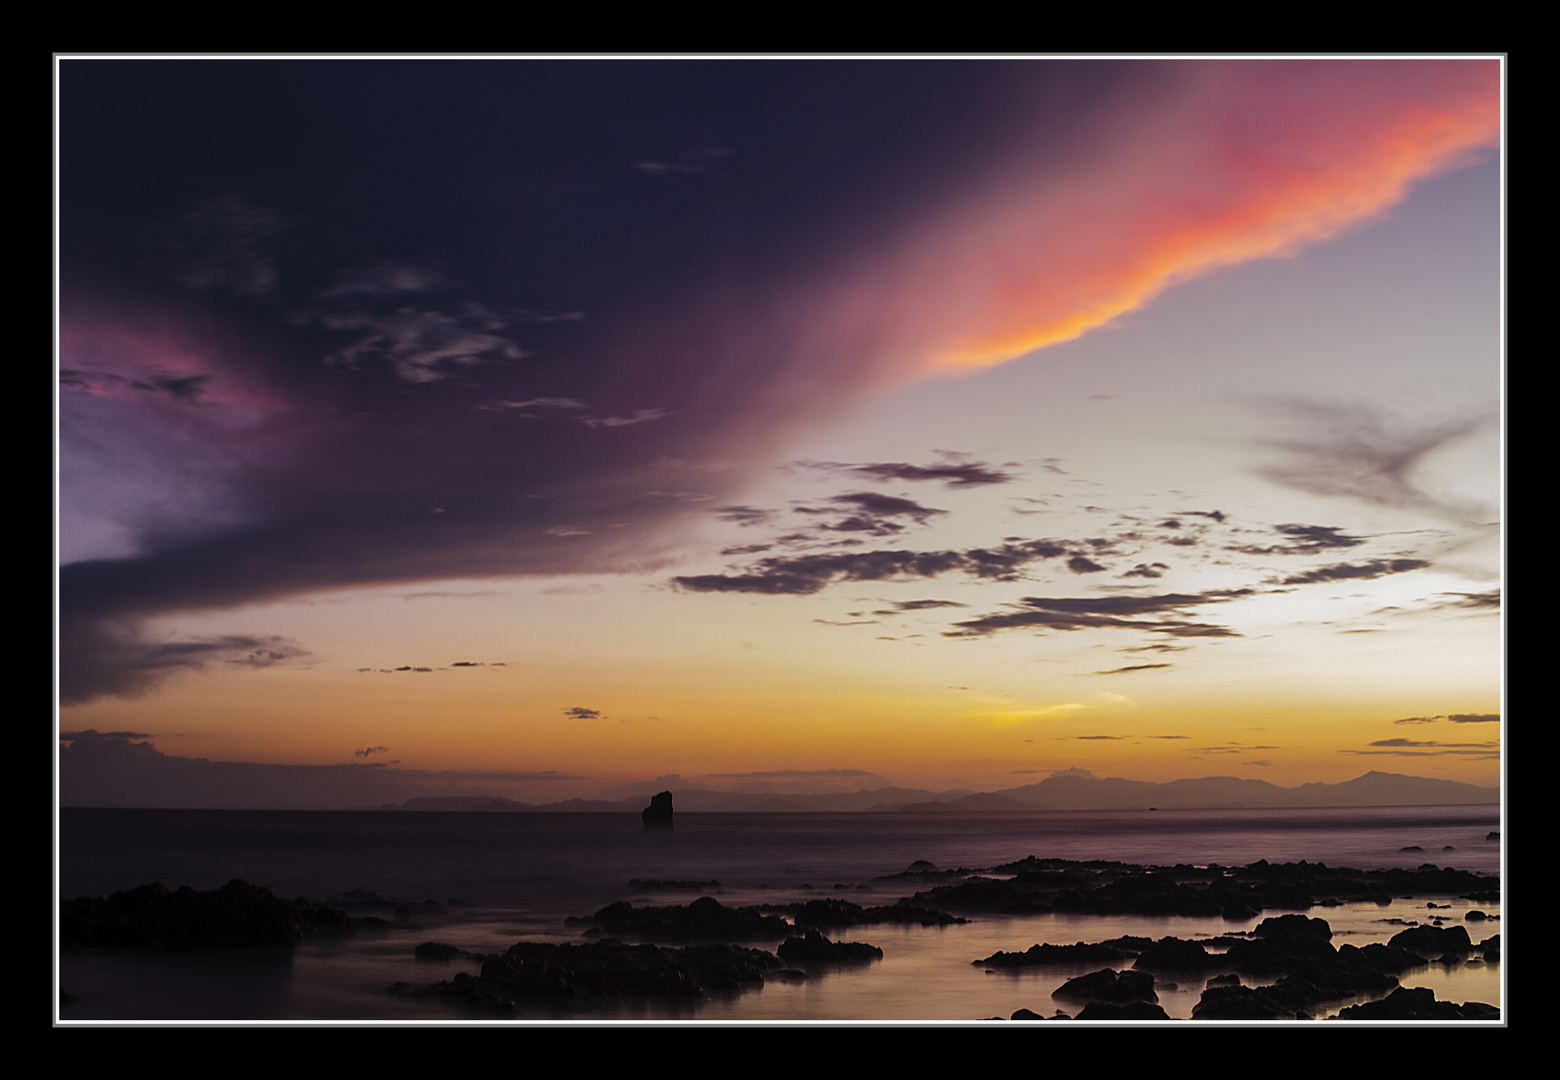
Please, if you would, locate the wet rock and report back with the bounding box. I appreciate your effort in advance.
[776,929,882,963]
[915,857,1496,920]
[1388,924,1473,955]
[975,939,1144,968]
[1134,937,1216,971]
[1334,986,1498,1020]
[1220,897,1260,920]
[566,895,792,942]
[393,938,782,1011]
[1194,985,1310,1020]
[60,879,359,951]
[1254,914,1332,942]
[779,897,964,929]
[912,876,1055,915]
[1345,942,1423,975]
[1053,968,1158,1004]
[1074,1000,1171,1020]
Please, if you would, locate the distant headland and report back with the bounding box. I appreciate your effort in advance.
[366,771,1496,814]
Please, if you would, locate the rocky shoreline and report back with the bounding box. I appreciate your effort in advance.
[977,912,1498,1020]
[61,855,1500,1020]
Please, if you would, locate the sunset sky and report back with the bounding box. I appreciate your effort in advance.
[57,58,1503,804]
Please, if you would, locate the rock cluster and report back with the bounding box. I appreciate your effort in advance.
[776,929,882,963]
[914,858,1497,919]
[772,897,965,928]
[393,938,783,1012]
[981,913,1500,1021]
[565,895,793,941]
[61,879,359,950]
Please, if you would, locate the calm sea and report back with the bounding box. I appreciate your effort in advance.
[56,805,1503,1023]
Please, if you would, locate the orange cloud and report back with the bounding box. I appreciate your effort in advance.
[817,59,1501,385]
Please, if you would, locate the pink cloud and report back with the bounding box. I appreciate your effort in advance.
[722,60,1500,402]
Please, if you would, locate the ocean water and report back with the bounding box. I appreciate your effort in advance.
[56,805,1503,1023]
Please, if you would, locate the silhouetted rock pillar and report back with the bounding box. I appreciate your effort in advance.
[642,791,674,829]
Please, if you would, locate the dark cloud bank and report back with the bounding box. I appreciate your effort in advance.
[61,62,1102,704]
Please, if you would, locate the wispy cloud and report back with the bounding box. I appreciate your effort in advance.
[673,538,1079,596]
[319,264,445,299]
[1253,402,1496,523]
[309,304,526,383]
[1277,559,1430,585]
[57,630,310,706]
[136,193,296,298]
[946,590,1253,639]
[799,455,1017,488]
[1229,523,1366,556]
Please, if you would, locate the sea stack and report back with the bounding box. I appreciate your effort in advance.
[642,791,674,829]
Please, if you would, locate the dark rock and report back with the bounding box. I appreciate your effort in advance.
[1346,942,1424,975]
[776,929,882,963]
[60,879,356,951]
[415,941,460,960]
[1053,968,1158,1004]
[913,857,1496,919]
[1221,897,1260,920]
[1465,910,1487,921]
[1253,914,1332,942]
[641,791,674,829]
[1194,985,1309,1020]
[1074,1000,1171,1020]
[1335,986,1497,1020]
[975,940,1143,968]
[1193,935,1406,1018]
[394,938,782,1011]
[1221,931,1337,978]
[567,895,792,942]
[780,897,964,928]
[1255,884,1315,910]
[912,876,1055,915]
[1134,937,1215,971]
[1010,1008,1046,1020]
[1387,924,1472,955]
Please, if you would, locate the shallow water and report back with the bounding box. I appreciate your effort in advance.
[56,806,1502,1023]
